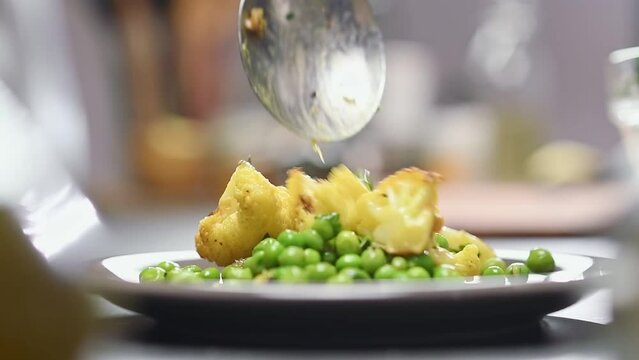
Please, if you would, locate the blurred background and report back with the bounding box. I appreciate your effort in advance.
[2,0,638,240]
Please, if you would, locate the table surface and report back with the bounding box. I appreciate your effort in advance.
[47,209,619,360]
[82,292,614,360]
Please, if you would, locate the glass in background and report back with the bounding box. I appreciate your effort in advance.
[609,47,639,179]
[608,47,639,359]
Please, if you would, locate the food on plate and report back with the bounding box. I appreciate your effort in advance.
[196,162,443,266]
[244,7,266,37]
[139,267,166,283]
[482,266,506,276]
[140,162,557,284]
[355,168,442,254]
[526,248,556,273]
[506,263,530,276]
[194,161,294,266]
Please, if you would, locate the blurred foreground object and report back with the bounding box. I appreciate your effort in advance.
[608,47,639,359]
[0,210,89,359]
[612,200,639,360]
[0,80,89,359]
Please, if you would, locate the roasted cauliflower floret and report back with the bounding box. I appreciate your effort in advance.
[438,227,496,268]
[313,165,370,231]
[452,244,481,276]
[428,244,481,276]
[355,168,441,255]
[285,168,317,231]
[286,165,369,231]
[195,161,293,266]
[195,161,494,271]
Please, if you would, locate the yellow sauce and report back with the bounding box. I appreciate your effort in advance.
[311,139,325,164]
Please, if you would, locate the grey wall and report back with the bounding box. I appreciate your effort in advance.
[375,0,637,150]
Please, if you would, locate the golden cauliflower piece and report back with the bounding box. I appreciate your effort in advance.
[355,168,441,255]
[438,227,496,268]
[195,161,488,269]
[286,165,369,231]
[452,244,481,276]
[284,168,317,231]
[314,166,370,231]
[195,161,293,266]
[428,244,481,276]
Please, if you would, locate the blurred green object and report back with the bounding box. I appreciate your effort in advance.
[526,248,556,273]
[139,266,167,282]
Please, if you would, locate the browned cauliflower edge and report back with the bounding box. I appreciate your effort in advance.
[196,162,495,270]
[195,161,293,266]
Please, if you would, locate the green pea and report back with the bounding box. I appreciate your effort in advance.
[312,219,335,240]
[253,237,277,255]
[506,262,530,276]
[166,269,203,284]
[200,267,221,280]
[222,266,253,280]
[244,252,264,275]
[433,264,462,278]
[304,248,322,265]
[326,238,337,251]
[526,248,555,273]
[336,254,362,271]
[336,230,360,256]
[277,229,305,247]
[434,233,449,249]
[262,241,285,268]
[274,266,307,283]
[408,254,435,273]
[361,247,387,274]
[317,212,342,234]
[374,264,398,280]
[327,273,353,284]
[165,268,183,281]
[182,265,202,273]
[298,229,324,251]
[322,251,337,264]
[482,258,507,272]
[139,266,166,283]
[358,235,372,250]
[277,246,305,267]
[253,271,274,282]
[406,266,431,279]
[393,271,410,281]
[157,261,179,272]
[306,262,337,281]
[391,257,408,270]
[339,267,371,280]
[482,265,505,276]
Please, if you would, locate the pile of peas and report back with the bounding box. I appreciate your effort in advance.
[139,213,556,284]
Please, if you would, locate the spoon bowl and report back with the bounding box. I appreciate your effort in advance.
[238,0,385,142]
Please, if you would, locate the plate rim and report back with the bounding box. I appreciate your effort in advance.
[82,248,611,303]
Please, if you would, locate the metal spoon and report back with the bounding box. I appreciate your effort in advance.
[238,0,385,142]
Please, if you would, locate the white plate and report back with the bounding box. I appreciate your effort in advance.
[85,248,609,346]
